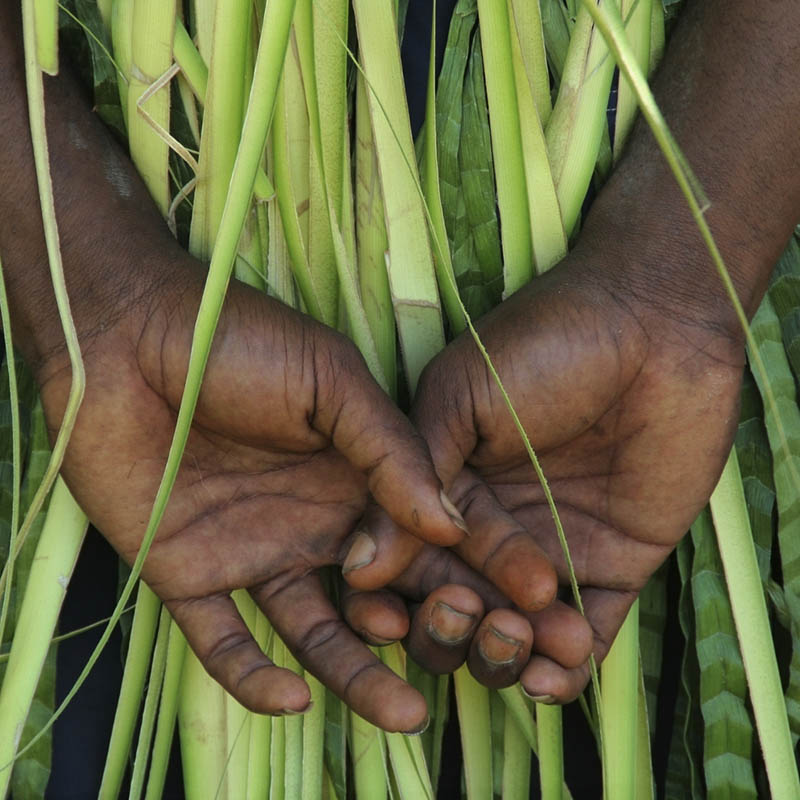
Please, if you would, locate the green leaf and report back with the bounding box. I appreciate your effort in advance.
[748,293,800,745]
[690,510,757,798]
[664,541,705,800]
[638,563,668,737]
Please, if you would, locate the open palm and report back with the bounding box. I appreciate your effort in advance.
[38,260,465,731]
[407,246,744,699]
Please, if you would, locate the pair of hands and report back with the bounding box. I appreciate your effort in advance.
[37,222,742,732]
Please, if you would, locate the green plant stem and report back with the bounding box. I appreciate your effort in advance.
[34,0,58,74]
[710,450,800,798]
[453,666,492,799]
[545,2,616,236]
[0,479,87,794]
[144,622,187,800]
[0,259,21,651]
[422,0,465,334]
[301,675,326,800]
[537,703,564,800]
[99,583,161,800]
[503,706,531,800]
[129,606,172,800]
[476,0,533,296]
[350,712,388,800]
[600,600,639,800]
[352,0,445,392]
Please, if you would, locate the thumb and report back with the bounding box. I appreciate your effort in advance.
[310,334,467,546]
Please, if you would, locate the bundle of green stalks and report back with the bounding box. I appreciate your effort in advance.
[1,0,800,797]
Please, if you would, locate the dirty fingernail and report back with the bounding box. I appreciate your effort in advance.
[280,701,313,716]
[523,692,557,705]
[403,715,430,736]
[440,490,470,536]
[428,601,476,644]
[478,625,522,666]
[343,531,377,574]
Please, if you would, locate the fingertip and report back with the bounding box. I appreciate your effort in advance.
[526,601,594,669]
[238,665,312,716]
[520,655,590,704]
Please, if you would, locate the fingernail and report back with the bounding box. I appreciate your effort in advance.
[477,625,522,667]
[403,715,430,736]
[428,602,476,644]
[523,692,557,705]
[440,490,470,536]
[280,701,313,716]
[342,531,377,574]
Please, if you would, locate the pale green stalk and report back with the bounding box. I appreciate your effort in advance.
[380,644,434,800]
[635,662,656,800]
[0,260,21,652]
[223,592,257,800]
[111,0,133,125]
[507,0,567,275]
[422,1,465,334]
[600,600,639,800]
[190,0,214,63]
[613,0,652,161]
[266,147,299,307]
[292,1,341,327]
[301,675,326,800]
[537,703,564,800]
[16,0,297,761]
[188,0,251,260]
[453,666,492,799]
[509,0,551,124]
[144,623,187,800]
[355,73,397,394]
[503,708,531,800]
[352,0,445,392]
[272,49,329,323]
[0,479,87,796]
[476,0,533,296]
[710,450,800,798]
[546,3,616,236]
[280,642,303,800]
[129,606,172,800]
[99,583,161,800]
[245,611,272,800]
[313,0,349,222]
[179,653,228,800]
[350,712,388,800]
[127,0,176,215]
[0,1,86,601]
[269,715,285,800]
[34,0,58,74]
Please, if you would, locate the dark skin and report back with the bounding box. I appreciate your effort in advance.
[344,0,800,700]
[1,4,575,730]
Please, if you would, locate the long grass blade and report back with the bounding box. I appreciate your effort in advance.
[710,450,800,798]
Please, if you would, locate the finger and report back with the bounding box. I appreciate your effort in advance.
[523,600,593,669]
[340,508,424,591]
[252,573,428,733]
[167,594,311,715]
[520,655,591,704]
[449,469,557,612]
[341,585,410,646]
[518,588,638,703]
[404,584,483,675]
[312,335,467,546]
[467,609,533,689]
